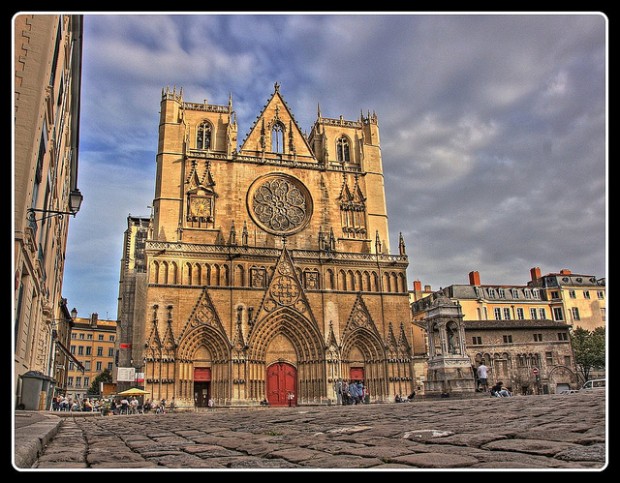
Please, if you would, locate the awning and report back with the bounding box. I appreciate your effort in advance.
[55,340,85,373]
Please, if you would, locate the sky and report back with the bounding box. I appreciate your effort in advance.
[57,12,607,320]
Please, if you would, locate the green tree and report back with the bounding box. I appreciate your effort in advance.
[570,326,606,383]
[87,368,113,395]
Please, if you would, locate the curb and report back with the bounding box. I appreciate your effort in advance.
[13,415,62,469]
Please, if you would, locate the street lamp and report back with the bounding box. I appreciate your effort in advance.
[27,188,83,222]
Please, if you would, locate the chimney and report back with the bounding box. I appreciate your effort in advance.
[90,313,98,327]
[469,271,481,286]
[560,269,572,275]
[413,280,422,292]
[530,267,541,281]
[424,285,432,292]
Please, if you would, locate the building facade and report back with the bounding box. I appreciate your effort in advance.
[13,14,83,409]
[411,270,580,395]
[527,267,606,332]
[65,312,118,401]
[120,84,417,407]
[116,215,151,392]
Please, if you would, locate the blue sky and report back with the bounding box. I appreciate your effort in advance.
[56,12,606,320]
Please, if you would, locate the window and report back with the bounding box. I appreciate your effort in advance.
[488,288,496,298]
[494,308,502,320]
[531,289,539,298]
[86,346,92,356]
[84,377,90,387]
[107,362,113,371]
[108,348,114,357]
[503,335,513,344]
[558,332,568,341]
[78,346,84,355]
[97,347,103,356]
[498,288,505,298]
[523,289,531,299]
[87,334,93,340]
[503,308,511,320]
[569,290,576,299]
[84,361,91,371]
[67,377,73,386]
[597,291,605,299]
[68,362,74,370]
[551,291,559,299]
[196,121,212,149]
[75,377,82,388]
[538,308,546,320]
[472,336,482,345]
[545,351,553,365]
[70,345,76,354]
[533,333,543,342]
[336,136,350,162]
[511,289,519,299]
[530,308,538,320]
[271,122,284,153]
[96,361,102,371]
[516,308,525,320]
[79,334,84,339]
[71,333,76,339]
[98,334,104,341]
[109,335,115,342]
[572,307,580,321]
[564,356,571,366]
[583,290,590,299]
[553,307,564,321]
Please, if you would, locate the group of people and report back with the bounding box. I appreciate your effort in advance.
[476,363,512,397]
[334,380,370,405]
[51,395,101,412]
[394,391,416,403]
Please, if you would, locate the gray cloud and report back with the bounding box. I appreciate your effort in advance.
[62,12,606,316]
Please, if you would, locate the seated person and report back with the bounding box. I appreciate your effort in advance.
[491,381,512,397]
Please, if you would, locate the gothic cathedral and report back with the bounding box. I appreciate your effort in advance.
[139,84,416,407]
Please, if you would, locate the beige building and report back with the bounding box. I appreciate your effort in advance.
[411,270,581,395]
[13,14,83,409]
[120,84,418,407]
[527,267,606,332]
[116,215,150,391]
[65,313,118,401]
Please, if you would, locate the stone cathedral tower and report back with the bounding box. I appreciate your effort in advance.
[136,84,416,407]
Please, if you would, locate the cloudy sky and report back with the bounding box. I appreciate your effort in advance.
[58,12,607,320]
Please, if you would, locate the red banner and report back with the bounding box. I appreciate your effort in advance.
[120,343,132,349]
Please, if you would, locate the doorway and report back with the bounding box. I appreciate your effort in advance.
[194,367,211,407]
[266,362,297,406]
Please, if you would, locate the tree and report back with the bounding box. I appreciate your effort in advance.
[570,326,606,383]
[88,368,113,395]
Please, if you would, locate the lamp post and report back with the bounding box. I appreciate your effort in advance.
[27,188,83,222]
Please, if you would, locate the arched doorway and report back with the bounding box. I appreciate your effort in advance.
[267,362,297,406]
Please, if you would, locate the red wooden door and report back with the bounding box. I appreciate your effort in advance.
[350,367,364,381]
[266,362,297,406]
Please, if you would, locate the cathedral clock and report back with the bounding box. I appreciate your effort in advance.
[190,196,211,218]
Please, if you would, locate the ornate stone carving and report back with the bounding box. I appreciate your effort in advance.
[247,173,312,235]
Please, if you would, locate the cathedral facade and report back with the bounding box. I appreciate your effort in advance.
[135,84,416,407]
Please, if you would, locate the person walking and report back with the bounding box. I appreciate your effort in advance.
[477,362,489,392]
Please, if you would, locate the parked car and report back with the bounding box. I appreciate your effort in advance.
[579,379,606,392]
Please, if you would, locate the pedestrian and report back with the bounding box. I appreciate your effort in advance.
[477,362,489,392]
[334,379,343,405]
[491,381,512,397]
[287,391,295,407]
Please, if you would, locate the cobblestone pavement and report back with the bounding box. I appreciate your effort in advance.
[15,391,607,472]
